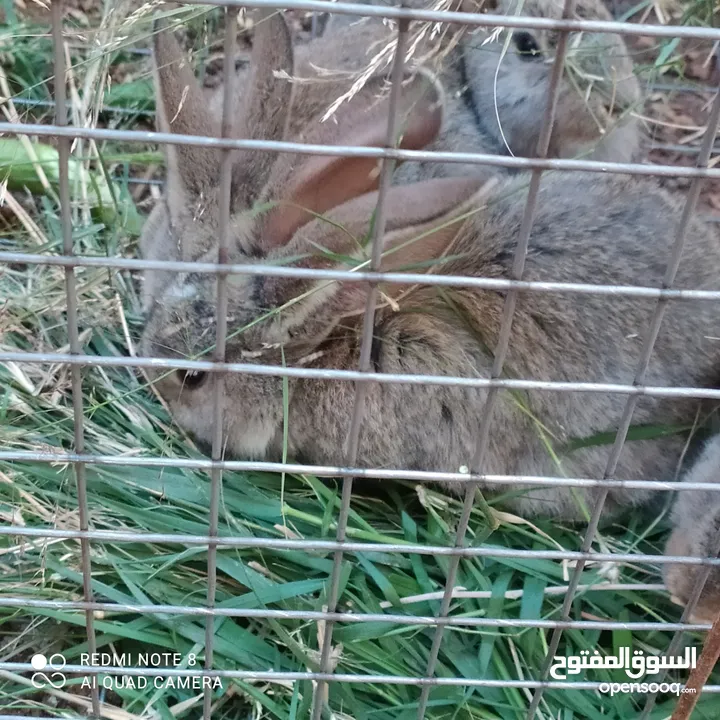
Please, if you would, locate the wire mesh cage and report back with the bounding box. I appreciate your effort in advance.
[1,0,720,718]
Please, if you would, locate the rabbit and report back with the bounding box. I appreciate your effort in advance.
[664,435,720,624]
[140,10,442,311]
[319,0,642,181]
[140,9,720,529]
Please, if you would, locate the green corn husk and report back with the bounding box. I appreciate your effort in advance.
[0,137,145,236]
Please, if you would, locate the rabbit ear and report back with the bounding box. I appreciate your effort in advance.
[259,176,489,345]
[243,10,293,138]
[232,10,294,207]
[152,18,221,215]
[258,69,445,252]
[377,181,487,272]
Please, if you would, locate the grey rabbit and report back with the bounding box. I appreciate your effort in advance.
[320,0,642,182]
[140,11,720,620]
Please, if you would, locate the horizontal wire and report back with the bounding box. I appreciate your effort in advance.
[121,164,715,180]
[1,662,718,688]
[4,350,720,399]
[4,450,720,492]
[2,122,720,178]
[182,0,720,41]
[0,597,711,631]
[6,251,720,299]
[3,525,720,566]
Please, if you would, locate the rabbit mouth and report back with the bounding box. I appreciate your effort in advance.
[174,369,209,390]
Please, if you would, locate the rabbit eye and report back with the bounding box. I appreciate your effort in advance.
[514,32,541,59]
[175,369,208,390]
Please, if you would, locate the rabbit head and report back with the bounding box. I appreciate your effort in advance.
[315,0,642,177]
[456,0,641,162]
[140,10,485,457]
[664,436,720,624]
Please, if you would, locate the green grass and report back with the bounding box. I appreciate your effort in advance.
[1,2,720,719]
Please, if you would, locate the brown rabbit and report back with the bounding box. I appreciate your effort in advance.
[664,436,720,623]
[140,11,444,310]
[197,0,640,190]
[140,12,720,618]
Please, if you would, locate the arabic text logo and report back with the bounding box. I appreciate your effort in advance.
[31,653,67,689]
[550,646,697,680]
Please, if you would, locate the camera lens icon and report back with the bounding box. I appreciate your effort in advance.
[31,654,48,671]
[30,653,67,689]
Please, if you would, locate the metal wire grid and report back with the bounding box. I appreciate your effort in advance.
[2,0,720,719]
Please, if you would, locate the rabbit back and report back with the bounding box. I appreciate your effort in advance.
[256,171,720,520]
[138,9,714,524]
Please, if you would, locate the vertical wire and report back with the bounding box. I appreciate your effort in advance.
[526,80,720,720]
[310,15,411,720]
[638,86,720,720]
[202,7,238,720]
[50,2,100,715]
[415,1,578,716]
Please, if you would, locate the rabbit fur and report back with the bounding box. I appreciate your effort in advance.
[664,435,720,623]
[143,0,640,309]
[320,0,642,179]
[140,11,720,618]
